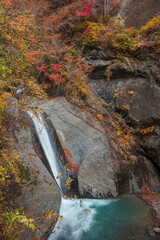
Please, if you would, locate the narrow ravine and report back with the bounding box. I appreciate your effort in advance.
[28,109,153,240]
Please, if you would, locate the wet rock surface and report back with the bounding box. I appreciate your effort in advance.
[40,98,118,198]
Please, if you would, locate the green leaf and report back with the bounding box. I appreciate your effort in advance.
[29,223,35,230]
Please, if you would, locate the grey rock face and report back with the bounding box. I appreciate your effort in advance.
[88,57,160,170]
[115,78,160,124]
[147,226,156,237]
[40,98,117,198]
[88,54,160,195]
[89,78,128,104]
[85,59,111,80]
[153,227,160,234]
[89,49,109,60]
[117,0,160,28]
[78,133,117,198]
[82,47,114,60]
[139,125,160,169]
[82,47,114,80]
[115,78,160,169]
[85,59,112,68]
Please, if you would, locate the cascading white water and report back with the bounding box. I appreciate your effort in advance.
[27,111,61,189]
[48,198,114,240]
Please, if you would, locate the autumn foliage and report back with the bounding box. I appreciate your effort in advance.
[0,0,160,238]
[142,185,160,225]
[63,147,79,175]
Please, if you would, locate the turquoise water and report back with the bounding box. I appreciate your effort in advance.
[49,195,152,240]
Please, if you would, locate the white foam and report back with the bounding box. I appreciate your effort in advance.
[49,198,114,240]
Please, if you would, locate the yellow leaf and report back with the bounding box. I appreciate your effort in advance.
[63,195,70,199]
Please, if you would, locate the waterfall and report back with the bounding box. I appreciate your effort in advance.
[28,110,78,197]
[27,110,62,189]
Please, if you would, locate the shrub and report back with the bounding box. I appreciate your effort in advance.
[81,17,137,52]
[140,15,160,36]
[115,33,136,51]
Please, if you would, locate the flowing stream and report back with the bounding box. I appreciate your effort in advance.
[29,110,152,240]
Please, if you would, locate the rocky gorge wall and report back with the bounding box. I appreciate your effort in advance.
[117,0,160,28]
[7,74,160,237]
[82,46,160,228]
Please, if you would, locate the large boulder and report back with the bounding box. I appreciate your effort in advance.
[40,97,118,198]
